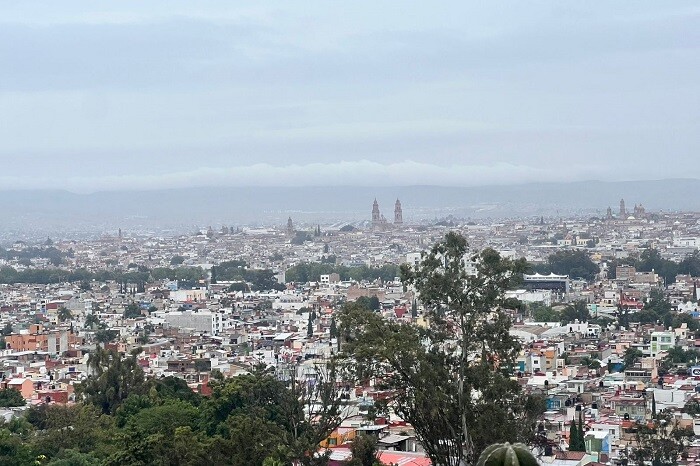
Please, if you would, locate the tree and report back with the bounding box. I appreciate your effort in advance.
[0,388,25,407]
[530,304,560,322]
[1,323,12,336]
[0,428,34,465]
[344,433,381,466]
[31,404,114,460]
[546,250,599,281]
[636,249,678,285]
[645,289,672,316]
[57,307,73,323]
[568,420,583,451]
[84,313,102,330]
[339,232,544,465]
[683,400,700,416]
[560,301,589,324]
[631,412,694,466]
[76,348,146,415]
[329,317,338,339]
[678,251,700,278]
[123,303,142,319]
[307,312,314,337]
[355,296,380,311]
[169,256,185,266]
[624,347,644,369]
[94,329,118,345]
[200,366,346,465]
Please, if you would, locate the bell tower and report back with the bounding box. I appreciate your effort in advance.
[394,199,403,225]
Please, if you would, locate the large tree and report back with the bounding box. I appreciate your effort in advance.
[339,232,545,465]
[630,412,694,466]
[546,250,599,281]
[76,348,146,415]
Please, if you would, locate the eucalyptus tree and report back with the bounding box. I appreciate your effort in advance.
[339,232,544,465]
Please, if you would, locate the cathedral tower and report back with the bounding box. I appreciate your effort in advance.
[394,199,403,225]
[372,199,381,225]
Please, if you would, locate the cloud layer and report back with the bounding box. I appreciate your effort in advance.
[0,1,698,191]
[0,160,670,193]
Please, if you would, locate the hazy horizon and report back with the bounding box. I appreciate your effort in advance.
[1,1,699,192]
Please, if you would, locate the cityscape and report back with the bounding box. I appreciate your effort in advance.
[0,197,700,463]
[2,2,700,466]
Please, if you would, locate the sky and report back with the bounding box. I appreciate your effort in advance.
[0,1,698,192]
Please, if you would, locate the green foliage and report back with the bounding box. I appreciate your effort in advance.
[76,348,146,415]
[536,250,599,281]
[169,255,185,265]
[631,412,694,466]
[344,433,380,466]
[329,317,338,338]
[285,263,399,284]
[307,312,314,337]
[683,400,700,416]
[627,290,674,327]
[215,261,284,291]
[355,296,380,311]
[529,303,560,322]
[340,233,544,465]
[31,404,115,460]
[664,347,699,366]
[123,303,142,319]
[560,301,589,324]
[45,449,101,466]
[0,365,347,466]
[0,245,65,266]
[94,329,118,344]
[0,388,26,407]
[624,347,644,369]
[636,248,678,285]
[0,428,34,465]
[568,419,585,452]
[678,251,700,278]
[57,307,73,322]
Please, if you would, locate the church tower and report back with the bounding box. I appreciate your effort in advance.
[372,199,381,226]
[394,199,403,225]
[286,217,294,235]
[619,198,626,218]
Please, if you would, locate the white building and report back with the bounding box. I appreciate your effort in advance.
[160,309,227,335]
[650,331,676,358]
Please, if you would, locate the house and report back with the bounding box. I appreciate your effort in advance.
[5,378,33,399]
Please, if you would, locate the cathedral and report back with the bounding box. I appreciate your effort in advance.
[372,198,403,230]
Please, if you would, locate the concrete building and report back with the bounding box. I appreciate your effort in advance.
[161,310,226,335]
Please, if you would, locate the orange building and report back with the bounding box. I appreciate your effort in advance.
[4,378,34,399]
[6,324,82,356]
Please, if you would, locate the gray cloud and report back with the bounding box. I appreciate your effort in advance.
[0,1,698,191]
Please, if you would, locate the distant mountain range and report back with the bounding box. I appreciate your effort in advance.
[1,179,699,237]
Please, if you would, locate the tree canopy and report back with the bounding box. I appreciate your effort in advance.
[1,356,347,466]
[339,232,545,465]
[533,250,599,281]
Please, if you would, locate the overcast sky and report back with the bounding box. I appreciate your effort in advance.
[1,1,698,192]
